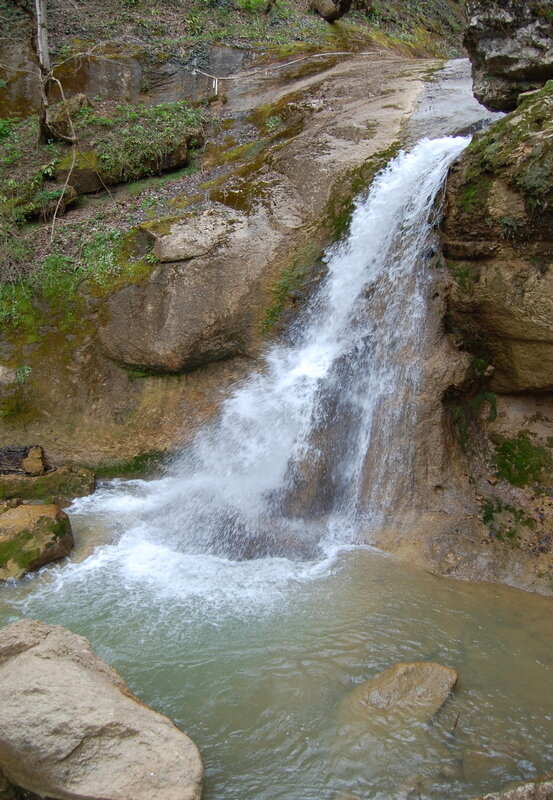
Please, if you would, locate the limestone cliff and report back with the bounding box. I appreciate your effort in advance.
[442,81,553,591]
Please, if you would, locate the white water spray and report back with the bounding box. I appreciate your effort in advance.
[69,136,469,584]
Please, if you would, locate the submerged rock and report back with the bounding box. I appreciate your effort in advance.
[0,504,73,581]
[465,0,553,111]
[468,778,553,800]
[340,662,458,727]
[0,619,203,800]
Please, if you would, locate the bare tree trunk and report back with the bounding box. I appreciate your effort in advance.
[34,0,50,72]
[34,0,52,144]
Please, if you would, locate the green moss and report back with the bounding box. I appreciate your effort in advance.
[247,93,305,137]
[0,467,95,504]
[219,140,268,165]
[260,253,316,334]
[493,432,552,488]
[93,450,166,479]
[0,529,34,569]
[57,149,99,173]
[210,178,270,213]
[327,142,401,239]
[458,81,553,216]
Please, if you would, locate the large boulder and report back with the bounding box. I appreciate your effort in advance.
[340,662,458,727]
[0,619,203,800]
[464,0,553,111]
[0,504,73,581]
[310,0,352,22]
[98,206,282,373]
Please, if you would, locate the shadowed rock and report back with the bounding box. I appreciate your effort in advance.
[465,1,553,111]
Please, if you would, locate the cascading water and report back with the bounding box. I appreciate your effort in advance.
[2,129,553,800]
[70,135,470,567]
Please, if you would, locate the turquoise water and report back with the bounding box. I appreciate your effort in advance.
[1,519,551,800]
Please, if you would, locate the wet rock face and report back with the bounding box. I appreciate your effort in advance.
[464,0,553,111]
[0,504,73,581]
[0,619,203,800]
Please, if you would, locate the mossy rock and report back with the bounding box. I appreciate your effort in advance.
[0,465,95,506]
[451,81,553,223]
[0,503,74,581]
[54,130,203,196]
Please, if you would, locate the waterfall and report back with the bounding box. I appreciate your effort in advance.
[72,136,469,567]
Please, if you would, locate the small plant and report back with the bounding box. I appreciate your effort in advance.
[40,161,56,178]
[449,262,478,294]
[140,196,161,213]
[14,365,32,384]
[481,498,535,544]
[265,115,281,133]
[498,215,524,239]
[0,119,13,139]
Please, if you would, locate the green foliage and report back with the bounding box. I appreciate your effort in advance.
[235,0,267,13]
[0,119,14,139]
[14,365,32,384]
[498,215,524,239]
[0,231,125,329]
[493,432,552,488]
